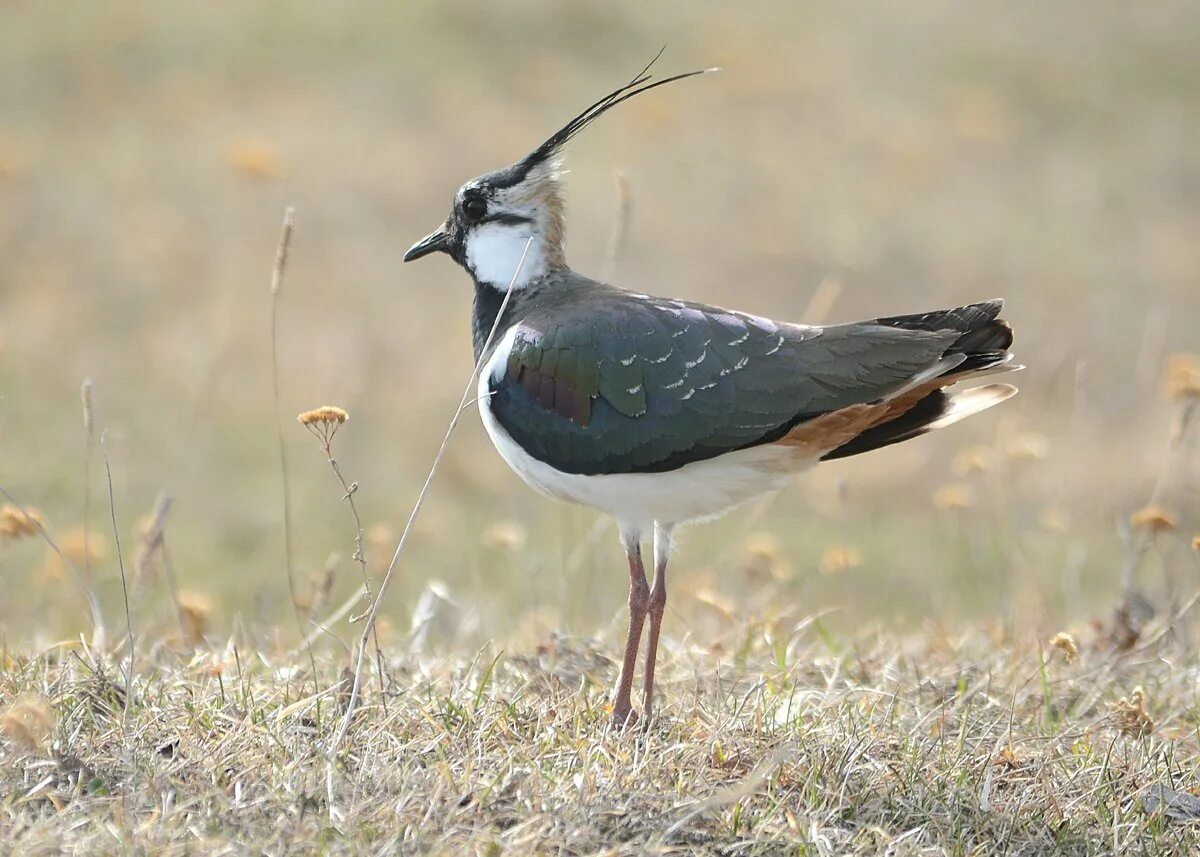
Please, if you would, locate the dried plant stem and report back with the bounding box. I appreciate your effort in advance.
[328,235,533,758]
[318,442,388,701]
[1122,392,1199,646]
[1146,397,1196,508]
[271,207,298,609]
[138,493,182,632]
[161,540,185,641]
[601,170,631,281]
[800,275,843,326]
[81,379,94,585]
[0,485,105,642]
[101,433,134,721]
[1124,406,1186,597]
[267,207,321,693]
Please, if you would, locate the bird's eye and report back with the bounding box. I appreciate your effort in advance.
[463,197,488,221]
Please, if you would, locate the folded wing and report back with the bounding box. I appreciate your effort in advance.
[487,290,1014,476]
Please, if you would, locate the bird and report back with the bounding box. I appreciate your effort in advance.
[403,59,1018,728]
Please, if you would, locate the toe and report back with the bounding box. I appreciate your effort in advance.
[611,707,640,730]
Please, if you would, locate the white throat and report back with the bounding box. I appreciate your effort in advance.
[465,222,547,290]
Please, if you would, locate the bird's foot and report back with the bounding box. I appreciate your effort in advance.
[611,705,640,730]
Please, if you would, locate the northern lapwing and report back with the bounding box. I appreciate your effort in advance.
[403,61,1018,728]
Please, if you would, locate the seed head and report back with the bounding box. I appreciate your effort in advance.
[1165,354,1200,402]
[0,504,45,540]
[1111,686,1153,738]
[81,379,95,440]
[1004,432,1049,462]
[178,591,213,646]
[42,528,109,582]
[1130,505,1175,535]
[745,532,781,562]
[951,445,996,476]
[483,520,527,552]
[298,406,348,427]
[819,545,863,575]
[933,484,974,512]
[744,532,791,581]
[1049,632,1079,664]
[1039,506,1068,532]
[298,406,349,447]
[228,136,284,179]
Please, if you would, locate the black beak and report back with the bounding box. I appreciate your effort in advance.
[403,224,452,262]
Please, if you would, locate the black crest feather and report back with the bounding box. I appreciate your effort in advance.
[519,48,713,173]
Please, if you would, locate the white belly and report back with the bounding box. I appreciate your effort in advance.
[477,388,809,531]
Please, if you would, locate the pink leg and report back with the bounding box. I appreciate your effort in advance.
[612,530,649,729]
[642,525,670,722]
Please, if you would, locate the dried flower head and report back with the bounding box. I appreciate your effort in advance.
[298,406,348,427]
[933,484,974,512]
[743,532,791,581]
[1049,632,1079,664]
[1130,505,1176,535]
[59,527,108,567]
[1004,432,1049,462]
[0,504,45,540]
[745,532,781,561]
[1,695,55,752]
[178,591,213,646]
[41,527,109,583]
[1111,686,1154,738]
[1165,354,1200,402]
[483,520,527,552]
[951,446,996,476]
[819,545,863,575]
[1039,506,1068,532]
[228,136,284,179]
[298,406,349,448]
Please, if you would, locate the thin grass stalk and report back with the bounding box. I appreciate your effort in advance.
[317,437,388,704]
[101,433,134,721]
[328,235,533,758]
[138,492,183,636]
[601,170,631,282]
[267,207,322,695]
[81,379,94,586]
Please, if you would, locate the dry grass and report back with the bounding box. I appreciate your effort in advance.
[4,618,1200,854]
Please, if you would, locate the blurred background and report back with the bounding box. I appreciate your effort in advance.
[1,1,1197,649]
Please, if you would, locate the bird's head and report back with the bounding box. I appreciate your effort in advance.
[403,55,712,291]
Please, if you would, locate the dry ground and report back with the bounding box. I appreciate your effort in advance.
[3,2,1200,854]
[3,611,1200,854]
